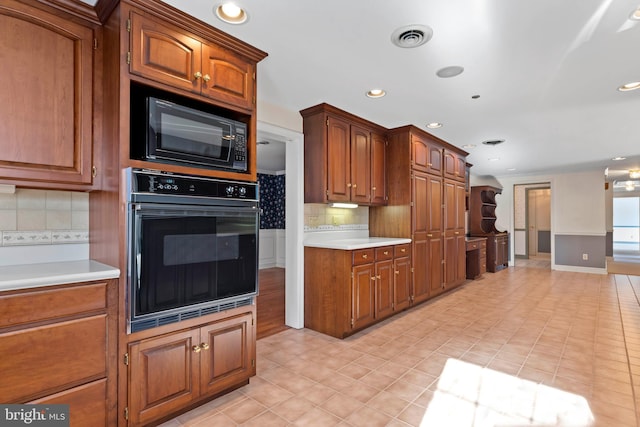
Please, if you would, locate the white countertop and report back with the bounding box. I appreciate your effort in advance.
[0,260,120,292]
[304,237,411,250]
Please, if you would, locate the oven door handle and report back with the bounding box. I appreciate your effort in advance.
[136,253,141,288]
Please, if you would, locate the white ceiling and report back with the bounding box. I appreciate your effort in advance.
[96,1,640,184]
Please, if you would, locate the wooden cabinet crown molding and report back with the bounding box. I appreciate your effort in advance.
[387,125,469,157]
[17,0,102,25]
[300,103,387,134]
[96,0,267,63]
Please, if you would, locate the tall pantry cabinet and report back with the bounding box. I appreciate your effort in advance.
[369,126,468,302]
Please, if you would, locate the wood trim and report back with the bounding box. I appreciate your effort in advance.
[117,0,267,63]
[387,125,469,157]
[300,103,388,134]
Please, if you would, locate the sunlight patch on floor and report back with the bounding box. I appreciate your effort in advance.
[421,358,594,426]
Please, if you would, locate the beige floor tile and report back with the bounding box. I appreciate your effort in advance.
[270,396,316,422]
[161,269,640,427]
[320,393,364,419]
[292,407,341,427]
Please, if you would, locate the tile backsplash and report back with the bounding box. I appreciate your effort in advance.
[304,203,368,229]
[0,189,89,246]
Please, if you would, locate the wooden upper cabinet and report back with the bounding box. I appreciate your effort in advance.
[350,124,371,204]
[0,0,95,188]
[326,116,351,202]
[201,43,254,110]
[444,149,466,182]
[370,132,387,206]
[130,11,255,110]
[412,134,442,176]
[130,11,201,93]
[301,104,387,206]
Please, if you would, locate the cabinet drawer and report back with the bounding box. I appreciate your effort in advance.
[479,240,487,248]
[353,249,374,265]
[30,379,107,427]
[466,241,480,251]
[0,314,107,402]
[0,282,107,329]
[375,246,393,261]
[394,244,410,258]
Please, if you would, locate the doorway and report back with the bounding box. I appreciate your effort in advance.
[255,122,305,336]
[514,184,551,269]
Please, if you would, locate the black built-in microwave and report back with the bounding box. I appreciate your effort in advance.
[130,86,248,172]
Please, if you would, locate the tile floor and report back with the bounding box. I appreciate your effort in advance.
[160,267,640,426]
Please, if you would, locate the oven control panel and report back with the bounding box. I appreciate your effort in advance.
[129,169,258,200]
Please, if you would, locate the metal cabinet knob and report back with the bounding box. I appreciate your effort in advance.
[194,71,203,80]
[192,345,201,353]
[203,74,211,82]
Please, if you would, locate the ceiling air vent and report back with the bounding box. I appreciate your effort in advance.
[482,139,505,146]
[391,25,433,48]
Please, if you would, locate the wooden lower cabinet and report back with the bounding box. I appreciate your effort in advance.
[466,238,487,279]
[128,311,255,426]
[305,244,411,338]
[0,279,117,427]
[30,380,108,427]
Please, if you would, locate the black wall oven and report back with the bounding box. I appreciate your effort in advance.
[126,168,259,333]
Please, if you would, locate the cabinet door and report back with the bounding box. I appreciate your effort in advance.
[375,260,394,320]
[393,256,412,311]
[444,233,466,287]
[201,43,254,110]
[200,312,254,396]
[130,11,202,93]
[412,134,442,175]
[427,236,444,296]
[370,132,387,205]
[326,116,351,202]
[0,0,93,186]
[129,329,200,427]
[444,181,466,230]
[352,264,375,330]
[413,171,443,303]
[444,150,466,182]
[350,124,371,204]
[412,236,430,303]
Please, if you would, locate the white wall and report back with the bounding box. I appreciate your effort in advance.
[259,229,286,269]
[256,115,305,329]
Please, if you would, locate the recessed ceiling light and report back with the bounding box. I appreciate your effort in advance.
[215,2,248,24]
[630,170,640,179]
[366,89,386,98]
[488,158,500,162]
[462,144,476,149]
[630,7,640,20]
[426,122,442,129]
[613,156,627,161]
[390,25,433,48]
[618,81,640,91]
[436,66,464,78]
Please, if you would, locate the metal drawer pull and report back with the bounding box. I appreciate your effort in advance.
[362,254,368,259]
[383,251,389,255]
